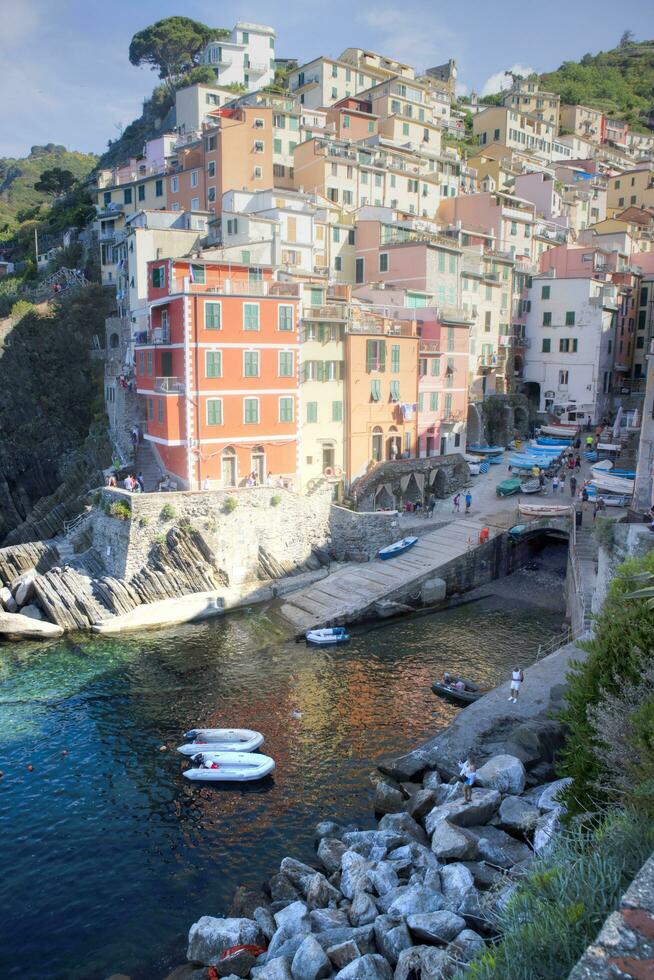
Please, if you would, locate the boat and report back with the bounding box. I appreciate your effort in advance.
[431,676,488,705]
[535,438,572,448]
[467,462,480,476]
[467,445,504,456]
[590,474,634,494]
[183,751,276,782]
[181,728,264,753]
[520,479,542,494]
[539,426,577,439]
[508,524,530,537]
[463,453,484,464]
[496,478,522,497]
[378,536,418,560]
[488,455,504,465]
[519,502,573,517]
[305,627,350,646]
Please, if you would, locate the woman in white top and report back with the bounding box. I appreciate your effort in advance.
[509,667,524,703]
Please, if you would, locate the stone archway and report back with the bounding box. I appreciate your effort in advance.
[430,467,448,498]
[466,403,483,446]
[374,485,395,510]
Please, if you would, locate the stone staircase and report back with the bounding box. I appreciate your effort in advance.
[134,440,163,492]
[573,519,598,628]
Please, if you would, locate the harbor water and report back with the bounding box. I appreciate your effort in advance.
[0,544,567,979]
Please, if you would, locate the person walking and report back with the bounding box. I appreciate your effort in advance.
[593,499,599,521]
[452,493,461,513]
[465,491,472,515]
[509,667,524,703]
[570,475,577,498]
[461,757,477,804]
[539,471,546,490]
[136,471,145,493]
[575,454,581,470]
[560,471,566,493]
[581,486,589,509]
[585,435,594,450]
[552,475,559,494]
[427,494,436,518]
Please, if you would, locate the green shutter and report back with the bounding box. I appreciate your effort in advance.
[371,379,381,401]
[206,351,221,377]
[431,358,440,376]
[207,399,222,425]
[390,380,400,401]
[418,392,424,411]
[379,342,386,372]
[444,394,452,416]
[391,344,400,372]
[366,340,376,373]
[332,400,342,422]
[205,302,221,329]
[317,361,325,381]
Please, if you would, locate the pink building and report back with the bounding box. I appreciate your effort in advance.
[439,190,536,261]
[602,118,628,146]
[539,243,628,278]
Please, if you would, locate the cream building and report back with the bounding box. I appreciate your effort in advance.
[473,106,555,163]
[199,22,276,92]
[607,164,654,215]
[502,79,560,131]
[559,104,603,143]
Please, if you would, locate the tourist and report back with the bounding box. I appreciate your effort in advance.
[559,472,566,492]
[574,437,581,450]
[452,493,461,513]
[531,464,540,478]
[460,757,477,803]
[593,500,599,521]
[538,471,545,490]
[414,499,422,515]
[246,474,255,487]
[442,671,452,688]
[552,475,559,493]
[581,486,589,508]
[570,475,577,497]
[568,454,575,470]
[575,454,581,470]
[266,472,274,486]
[465,491,472,514]
[202,477,210,491]
[107,475,116,488]
[427,494,436,518]
[136,471,145,493]
[509,666,524,703]
[585,435,594,450]
[123,474,132,491]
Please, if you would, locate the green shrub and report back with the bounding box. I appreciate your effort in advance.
[108,500,131,520]
[160,503,176,521]
[270,494,282,507]
[154,533,166,545]
[10,299,36,320]
[224,496,238,513]
[593,516,616,550]
[557,551,654,816]
[138,516,150,527]
[204,519,217,534]
[459,809,654,980]
[91,490,101,507]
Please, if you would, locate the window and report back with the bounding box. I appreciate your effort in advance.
[243,351,260,377]
[278,305,294,331]
[618,197,625,207]
[390,380,400,402]
[366,339,386,372]
[429,392,439,411]
[190,264,205,284]
[334,256,342,271]
[243,303,259,330]
[391,344,400,373]
[331,88,338,100]
[279,396,294,422]
[157,399,164,423]
[343,114,350,129]
[206,351,222,377]
[155,179,163,197]
[103,191,111,206]
[124,188,132,205]
[638,310,647,330]
[207,187,216,203]
[379,253,389,273]
[485,311,492,331]
[543,311,552,326]
[244,398,259,424]
[206,398,223,425]
[205,134,216,151]
[510,221,518,236]
[191,196,200,210]
[418,392,424,412]
[541,285,550,299]
[207,161,216,178]
[151,266,165,288]
[565,311,575,326]
[278,351,294,377]
[147,397,153,420]
[273,138,282,154]
[306,401,318,423]
[447,327,455,352]
[332,400,342,422]
[170,175,179,194]
[431,357,440,376]
[636,335,645,349]
[205,302,221,329]
[138,185,145,202]
[542,339,551,353]
[331,64,338,78]
[355,257,364,284]
[402,122,410,136]
[370,379,381,401]
[558,370,569,386]
[241,30,249,42]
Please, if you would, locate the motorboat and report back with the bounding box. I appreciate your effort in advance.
[496,478,522,497]
[379,536,418,560]
[306,627,350,646]
[181,728,264,754]
[520,479,542,494]
[183,751,276,782]
[432,676,488,705]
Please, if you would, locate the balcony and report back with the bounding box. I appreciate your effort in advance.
[246,61,267,75]
[169,278,300,298]
[155,376,185,394]
[477,354,498,370]
[419,340,441,353]
[303,304,348,321]
[513,335,531,347]
[149,326,170,345]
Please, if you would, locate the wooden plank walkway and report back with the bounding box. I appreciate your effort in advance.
[280,519,487,631]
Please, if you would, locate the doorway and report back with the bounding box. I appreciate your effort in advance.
[221,446,237,486]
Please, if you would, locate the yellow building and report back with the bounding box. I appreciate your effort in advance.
[502,79,560,131]
[607,164,654,216]
[473,106,555,162]
[559,104,603,143]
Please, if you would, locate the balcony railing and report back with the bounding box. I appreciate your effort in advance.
[303,304,348,321]
[246,61,267,74]
[477,355,498,369]
[155,376,185,394]
[169,278,300,298]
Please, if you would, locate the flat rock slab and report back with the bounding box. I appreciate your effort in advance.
[0,610,63,639]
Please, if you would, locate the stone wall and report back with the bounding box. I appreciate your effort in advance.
[352,454,470,513]
[329,506,402,562]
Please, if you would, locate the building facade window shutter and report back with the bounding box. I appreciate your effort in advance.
[371,379,381,401]
[379,341,386,372]
[391,344,400,372]
[366,340,376,373]
[316,361,325,381]
[332,400,343,421]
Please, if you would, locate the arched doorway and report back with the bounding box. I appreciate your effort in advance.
[109,332,119,349]
[374,485,395,510]
[514,354,524,378]
[431,467,448,498]
[371,426,383,463]
[386,425,400,460]
[250,446,265,484]
[221,446,237,487]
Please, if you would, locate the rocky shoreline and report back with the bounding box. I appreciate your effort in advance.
[171,746,571,980]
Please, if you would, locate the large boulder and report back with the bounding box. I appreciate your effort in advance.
[349,890,378,927]
[326,940,361,970]
[187,917,264,966]
[497,796,540,835]
[268,902,311,961]
[312,925,376,955]
[386,885,444,918]
[342,830,404,856]
[368,862,400,897]
[422,770,442,789]
[318,837,348,874]
[374,782,406,816]
[269,874,301,905]
[310,908,351,932]
[291,935,332,980]
[533,811,561,855]
[19,603,44,621]
[464,826,531,869]
[316,820,342,840]
[254,907,276,941]
[429,816,477,862]
[251,956,293,980]
[378,812,428,847]
[280,857,318,888]
[405,789,438,822]
[304,872,342,910]
[0,585,12,609]
[533,778,572,813]
[215,947,257,977]
[458,862,505,892]
[445,928,485,965]
[334,954,393,980]
[274,901,310,933]
[379,748,429,784]
[373,915,412,966]
[394,945,448,980]
[475,755,526,795]
[439,865,475,911]
[12,571,35,606]
[340,851,375,900]
[406,910,465,945]
[230,886,269,919]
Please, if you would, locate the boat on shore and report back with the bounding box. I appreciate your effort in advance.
[183,751,276,782]
[467,445,504,456]
[539,425,577,439]
[379,536,418,560]
[520,479,542,494]
[518,502,572,518]
[306,627,350,646]
[431,676,487,705]
[496,478,522,497]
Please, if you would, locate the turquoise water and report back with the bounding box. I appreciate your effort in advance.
[0,560,566,980]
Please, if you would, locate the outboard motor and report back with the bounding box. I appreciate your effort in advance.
[185,730,199,740]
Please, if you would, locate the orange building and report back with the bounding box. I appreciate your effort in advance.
[345,319,420,482]
[169,107,275,215]
[135,257,300,488]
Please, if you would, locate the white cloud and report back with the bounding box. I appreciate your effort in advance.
[357,5,460,73]
[480,63,536,97]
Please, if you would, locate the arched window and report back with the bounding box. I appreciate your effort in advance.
[109,332,119,349]
[250,446,265,484]
[221,446,237,487]
[371,426,383,463]
[387,425,400,460]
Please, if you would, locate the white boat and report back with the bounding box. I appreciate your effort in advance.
[520,479,542,494]
[306,627,350,646]
[519,502,573,518]
[539,425,578,438]
[467,462,481,476]
[379,536,418,560]
[179,728,264,755]
[183,751,275,782]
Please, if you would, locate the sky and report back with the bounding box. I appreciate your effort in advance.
[1,0,652,159]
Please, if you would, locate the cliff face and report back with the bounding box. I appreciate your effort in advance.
[0,286,114,544]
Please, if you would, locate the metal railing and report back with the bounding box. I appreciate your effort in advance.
[63,512,87,536]
[155,376,185,393]
[302,304,348,320]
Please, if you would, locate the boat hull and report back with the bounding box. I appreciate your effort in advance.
[178,731,264,756]
[306,628,350,646]
[183,751,275,782]
[431,683,485,705]
[378,537,418,560]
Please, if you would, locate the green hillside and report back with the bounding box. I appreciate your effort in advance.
[540,39,654,131]
[0,144,97,237]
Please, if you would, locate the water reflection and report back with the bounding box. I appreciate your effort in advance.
[0,553,567,980]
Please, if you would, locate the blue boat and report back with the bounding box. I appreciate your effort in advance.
[537,436,574,446]
[378,536,418,560]
[306,627,350,646]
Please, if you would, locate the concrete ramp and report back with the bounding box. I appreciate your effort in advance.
[280,519,487,631]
